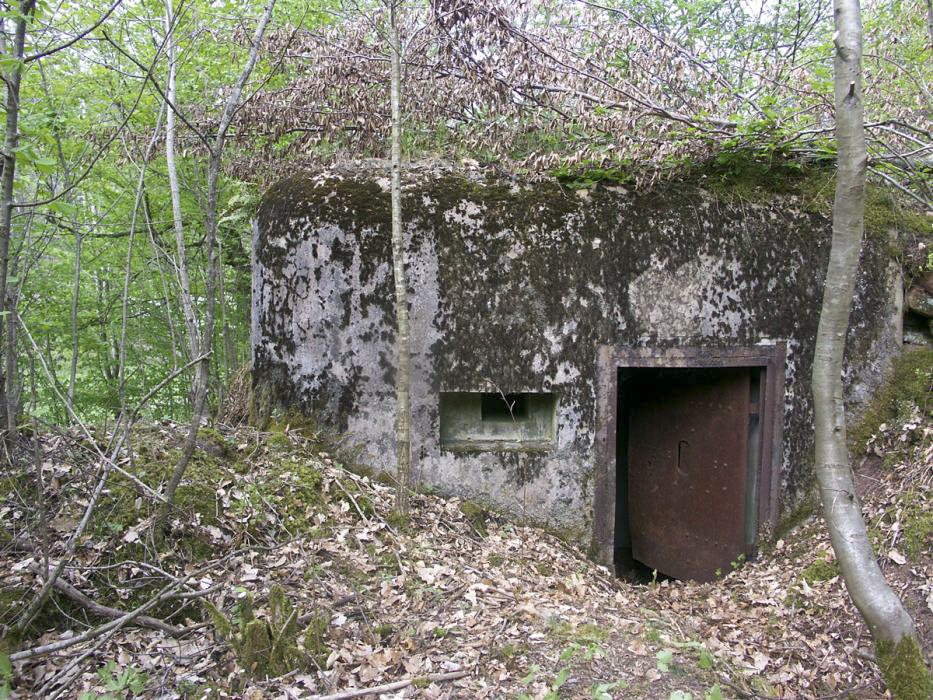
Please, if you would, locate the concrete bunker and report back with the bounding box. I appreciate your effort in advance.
[251,164,901,580]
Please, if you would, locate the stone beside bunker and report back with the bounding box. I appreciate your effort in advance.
[251,164,901,578]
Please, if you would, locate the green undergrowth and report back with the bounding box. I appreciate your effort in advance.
[870,491,932,562]
[205,586,330,678]
[101,423,373,545]
[902,500,933,562]
[459,500,489,537]
[72,423,375,617]
[551,165,635,188]
[262,410,367,475]
[697,149,814,202]
[850,348,933,453]
[800,557,839,585]
[546,620,609,646]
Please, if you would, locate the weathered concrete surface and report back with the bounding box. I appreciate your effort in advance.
[252,165,901,542]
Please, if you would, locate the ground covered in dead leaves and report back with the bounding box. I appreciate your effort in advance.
[0,411,929,699]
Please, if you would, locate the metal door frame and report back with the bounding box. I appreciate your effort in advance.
[591,343,786,570]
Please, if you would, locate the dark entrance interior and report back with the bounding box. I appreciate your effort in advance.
[614,366,764,582]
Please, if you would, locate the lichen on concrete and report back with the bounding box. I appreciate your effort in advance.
[251,162,900,545]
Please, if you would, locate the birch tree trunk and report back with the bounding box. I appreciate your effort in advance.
[389,0,412,516]
[163,0,201,378]
[812,2,932,696]
[157,0,276,531]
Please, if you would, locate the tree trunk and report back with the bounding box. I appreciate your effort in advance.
[0,1,34,443]
[389,0,412,516]
[813,2,932,697]
[68,230,82,408]
[163,0,201,378]
[157,0,276,531]
[926,0,933,57]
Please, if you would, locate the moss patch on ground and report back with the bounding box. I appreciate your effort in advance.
[459,500,489,537]
[850,348,933,452]
[901,494,933,562]
[800,557,839,585]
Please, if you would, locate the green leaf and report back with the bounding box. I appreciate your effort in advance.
[34,156,56,174]
[552,667,570,690]
[559,643,580,661]
[0,653,11,678]
[656,649,674,673]
[669,691,693,700]
[704,684,724,700]
[520,664,540,685]
[50,199,77,218]
[590,681,627,700]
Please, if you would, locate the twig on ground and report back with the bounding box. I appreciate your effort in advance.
[311,670,469,700]
[332,475,370,524]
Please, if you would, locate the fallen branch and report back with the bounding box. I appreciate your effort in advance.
[10,560,204,663]
[26,563,185,636]
[311,670,469,700]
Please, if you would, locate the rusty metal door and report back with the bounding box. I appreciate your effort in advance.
[628,368,750,582]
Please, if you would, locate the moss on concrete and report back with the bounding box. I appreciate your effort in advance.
[875,636,933,700]
[253,163,903,534]
[774,490,820,541]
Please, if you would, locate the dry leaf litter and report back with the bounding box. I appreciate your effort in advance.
[0,409,928,699]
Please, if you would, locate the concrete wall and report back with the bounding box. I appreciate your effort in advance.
[251,164,901,542]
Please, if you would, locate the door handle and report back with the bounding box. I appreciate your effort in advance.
[678,440,689,474]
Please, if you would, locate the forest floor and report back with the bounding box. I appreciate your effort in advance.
[0,405,930,699]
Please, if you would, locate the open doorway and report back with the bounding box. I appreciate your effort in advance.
[592,345,785,583]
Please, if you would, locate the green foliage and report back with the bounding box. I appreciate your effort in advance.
[517,664,571,700]
[77,661,148,700]
[656,648,674,672]
[850,349,933,452]
[205,586,322,679]
[459,500,489,537]
[590,680,627,699]
[0,654,11,700]
[551,165,635,189]
[698,149,813,202]
[800,557,839,584]
[875,636,933,700]
[559,641,605,662]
